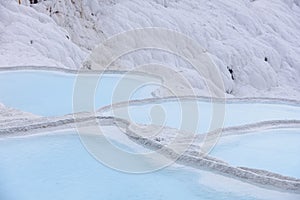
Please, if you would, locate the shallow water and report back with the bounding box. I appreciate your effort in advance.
[210,128,300,178]
[0,71,159,116]
[0,131,260,200]
[1,71,300,199]
[109,101,300,133]
[1,71,299,133]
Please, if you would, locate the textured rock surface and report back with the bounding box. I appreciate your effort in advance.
[0,103,39,125]
[2,0,300,99]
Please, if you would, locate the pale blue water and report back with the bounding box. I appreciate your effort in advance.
[111,101,300,134]
[0,71,158,116]
[0,70,299,200]
[210,129,300,178]
[1,71,299,133]
[0,132,259,200]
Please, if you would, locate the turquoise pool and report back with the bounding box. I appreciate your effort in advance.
[0,131,262,200]
[1,70,299,200]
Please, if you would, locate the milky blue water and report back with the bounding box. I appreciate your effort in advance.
[109,101,300,134]
[210,128,300,178]
[1,71,299,134]
[0,71,158,116]
[0,132,259,200]
[1,70,299,200]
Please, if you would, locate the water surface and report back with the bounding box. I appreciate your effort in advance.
[0,131,260,200]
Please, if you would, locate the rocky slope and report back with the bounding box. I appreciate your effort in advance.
[1,0,300,99]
